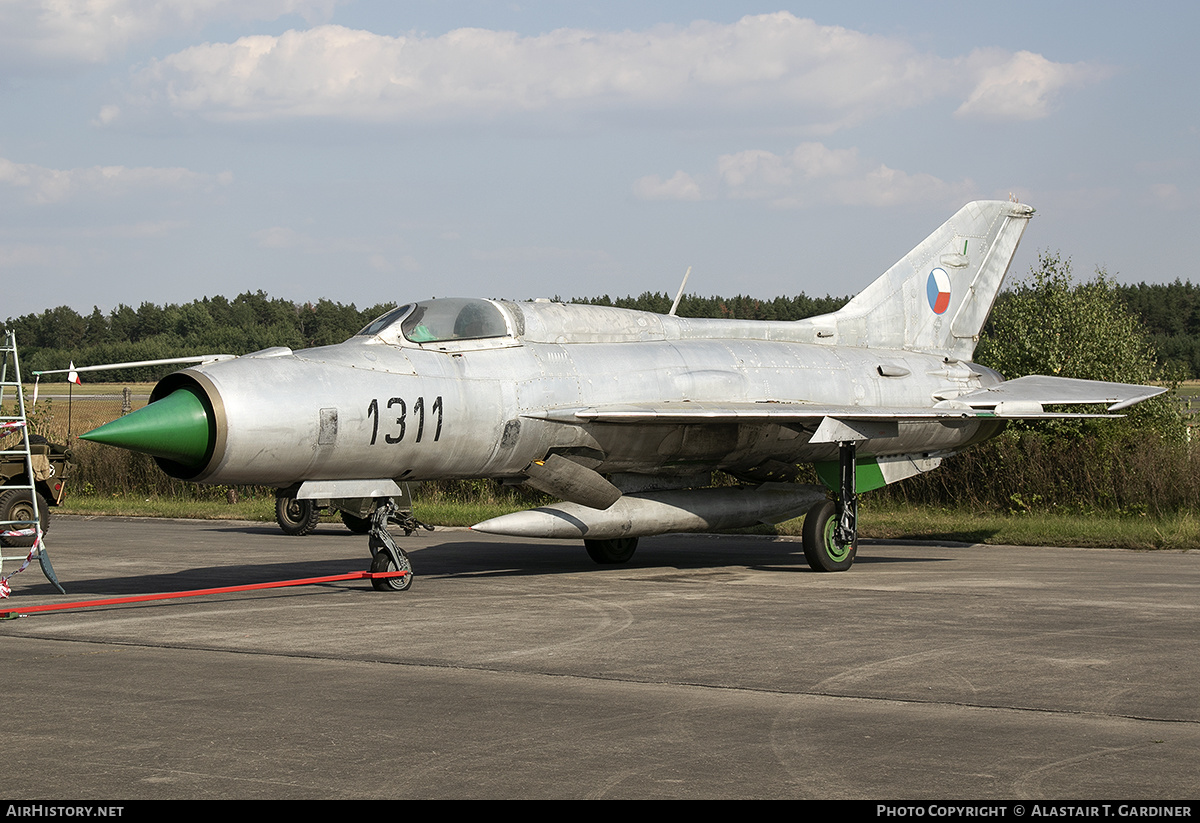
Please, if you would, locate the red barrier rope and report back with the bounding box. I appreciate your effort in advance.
[0,570,408,618]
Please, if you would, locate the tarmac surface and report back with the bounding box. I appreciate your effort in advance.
[1,515,1197,800]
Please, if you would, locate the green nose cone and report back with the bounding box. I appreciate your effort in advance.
[80,388,213,468]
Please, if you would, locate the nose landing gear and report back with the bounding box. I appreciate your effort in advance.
[366,498,433,592]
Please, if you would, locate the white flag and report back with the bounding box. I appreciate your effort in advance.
[67,362,81,385]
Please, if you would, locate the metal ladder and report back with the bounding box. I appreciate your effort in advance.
[0,331,64,593]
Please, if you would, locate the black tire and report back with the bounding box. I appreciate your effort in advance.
[0,489,50,548]
[340,510,372,534]
[275,496,319,536]
[584,537,639,564]
[802,499,856,572]
[370,548,413,592]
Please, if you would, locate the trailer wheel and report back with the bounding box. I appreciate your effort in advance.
[0,489,50,548]
[275,496,319,536]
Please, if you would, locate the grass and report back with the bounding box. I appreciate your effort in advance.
[54,494,533,529]
[53,493,1200,550]
[59,494,276,522]
[25,382,156,397]
[1173,380,1200,399]
[853,500,1200,551]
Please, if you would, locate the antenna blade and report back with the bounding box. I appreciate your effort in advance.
[668,266,692,316]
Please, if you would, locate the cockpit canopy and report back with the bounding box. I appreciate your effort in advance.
[357,299,512,345]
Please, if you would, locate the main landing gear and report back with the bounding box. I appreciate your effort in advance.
[584,537,639,564]
[366,498,433,592]
[802,441,859,572]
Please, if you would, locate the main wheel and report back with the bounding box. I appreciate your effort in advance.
[370,548,413,592]
[275,496,319,536]
[0,489,50,548]
[584,537,639,564]
[802,499,856,572]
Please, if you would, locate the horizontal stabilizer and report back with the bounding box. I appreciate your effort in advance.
[954,375,1166,412]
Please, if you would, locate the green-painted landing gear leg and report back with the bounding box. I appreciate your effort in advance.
[802,441,859,572]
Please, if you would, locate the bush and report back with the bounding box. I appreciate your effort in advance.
[881,431,1200,516]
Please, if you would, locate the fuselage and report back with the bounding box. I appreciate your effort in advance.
[147,299,1005,487]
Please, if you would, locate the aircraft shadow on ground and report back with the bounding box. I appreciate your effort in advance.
[388,537,954,580]
[4,529,968,599]
[6,555,371,598]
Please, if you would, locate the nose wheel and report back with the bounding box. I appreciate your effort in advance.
[369,541,413,591]
[366,499,432,592]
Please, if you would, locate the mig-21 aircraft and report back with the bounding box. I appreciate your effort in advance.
[81,200,1164,589]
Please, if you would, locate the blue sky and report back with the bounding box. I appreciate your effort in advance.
[2,1,1197,321]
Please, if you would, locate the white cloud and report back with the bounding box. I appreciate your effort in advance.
[252,225,305,250]
[788,142,861,178]
[250,225,365,254]
[0,156,230,204]
[93,105,122,126]
[648,142,974,209]
[633,171,704,201]
[956,49,1109,121]
[717,150,795,196]
[0,0,340,66]
[0,242,74,269]
[115,13,1104,128]
[1147,183,1188,210]
[82,220,188,238]
[829,162,973,208]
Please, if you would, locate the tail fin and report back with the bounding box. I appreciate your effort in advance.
[815,200,1034,360]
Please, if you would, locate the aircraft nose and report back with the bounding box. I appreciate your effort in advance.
[80,387,213,468]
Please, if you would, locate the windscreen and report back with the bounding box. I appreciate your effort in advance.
[400,299,509,343]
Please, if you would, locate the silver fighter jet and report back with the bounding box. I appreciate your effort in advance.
[82,201,1164,586]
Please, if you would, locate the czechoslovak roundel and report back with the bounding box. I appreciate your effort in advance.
[926,268,951,314]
